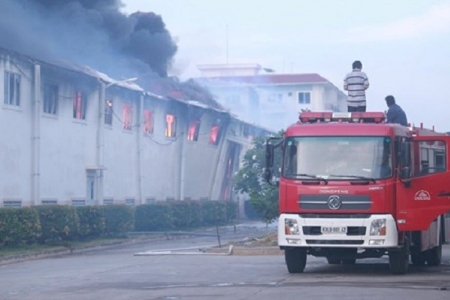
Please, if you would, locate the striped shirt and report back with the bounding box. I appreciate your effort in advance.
[344,69,369,107]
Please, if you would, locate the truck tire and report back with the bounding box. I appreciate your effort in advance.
[411,251,426,266]
[342,259,356,265]
[326,257,341,264]
[285,248,307,273]
[388,244,409,275]
[425,245,442,266]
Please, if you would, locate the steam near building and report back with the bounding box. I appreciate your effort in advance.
[0,1,271,208]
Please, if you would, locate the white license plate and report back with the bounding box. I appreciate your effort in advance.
[321,226,347,234]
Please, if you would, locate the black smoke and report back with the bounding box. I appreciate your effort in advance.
[0,0,177,77]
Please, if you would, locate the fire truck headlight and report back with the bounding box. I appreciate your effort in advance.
[285,219,300,235]
[370,219,387,236]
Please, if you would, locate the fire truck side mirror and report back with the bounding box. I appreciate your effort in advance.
[398,142,412,183]
[399,167,411,180]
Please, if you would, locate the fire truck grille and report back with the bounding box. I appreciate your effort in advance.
[298,195,371,210]
[303,226,366,236]
[306,240,364,245]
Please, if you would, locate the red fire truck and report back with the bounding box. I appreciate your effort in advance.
[265,112,450,274]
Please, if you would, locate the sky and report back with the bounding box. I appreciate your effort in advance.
[121,0,450,131]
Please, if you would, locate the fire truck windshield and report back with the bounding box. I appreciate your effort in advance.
[283,136,392,180]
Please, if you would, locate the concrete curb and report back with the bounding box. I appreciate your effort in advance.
[134,245,235,256]
[133,245,283,256]
[0,236,164,266]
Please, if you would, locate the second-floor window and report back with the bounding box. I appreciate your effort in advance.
[165,114,176,137]
[73,91,87,120]
[122,103,132,130]
[209,122,222,145]
[4,71,21,106]
[187,120,200,141]
[105,100,113,125]
[43,84,58,114]
[298,92,311,104]
[144,109,154,134]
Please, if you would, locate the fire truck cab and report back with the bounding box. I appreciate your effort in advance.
[265,112,450,274]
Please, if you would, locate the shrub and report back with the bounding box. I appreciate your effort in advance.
[34,205,79,242]
[0,208,42,246]
[188,201,203,227]
[134,202,173,231]
[225,201,238,222]
[170,201,193,228]
[98,205,134,235]
[76,206,106,238]
[200,201,227,225]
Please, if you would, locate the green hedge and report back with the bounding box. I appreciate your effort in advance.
[135,202,173,231]
[225,201,238,222]
[34,205,80,242]
[0,200,238,246]
[134,200,238,231]
[170,201,195,228]
[0,207,41,246]
[76,206,106,238]
[99,205,134,235]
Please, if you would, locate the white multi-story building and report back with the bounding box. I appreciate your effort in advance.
[196,63,347,131]
[0,48,270,207]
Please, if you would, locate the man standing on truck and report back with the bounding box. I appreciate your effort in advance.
[343,60,370,112]
[385,95,408,126]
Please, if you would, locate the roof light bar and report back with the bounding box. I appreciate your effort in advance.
[298,112,386,124]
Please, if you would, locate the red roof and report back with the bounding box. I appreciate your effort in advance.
[197,73,329,85]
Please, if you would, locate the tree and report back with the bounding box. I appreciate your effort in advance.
[234,133,283,224]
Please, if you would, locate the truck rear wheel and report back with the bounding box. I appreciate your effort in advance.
[285,248,307,273]
[425,245,442,266]
[411,251,426,266]
[388,243,409,274]
[342,259,356,265]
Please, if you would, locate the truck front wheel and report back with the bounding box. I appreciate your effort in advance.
[285,247,307,273]
[388,243,409,274]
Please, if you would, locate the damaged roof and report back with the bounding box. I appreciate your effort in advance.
[0,47,224,111]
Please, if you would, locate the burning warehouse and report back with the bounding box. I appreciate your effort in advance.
[0,0,272,207]
[0,47,272,207]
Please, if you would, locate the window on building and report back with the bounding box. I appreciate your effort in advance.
[4,71,21,106]
[105,100,113,125]
[298,92,311,104]
[187,119,200,141]
[145,197,155,204]
[41,199,58,205]
[43,84,58,114]
[103,198,114,205]
[73,91,87,120]
[71,199,86,206]
[125,198,135,206]
[144,109,154,134]
[209,122,222,146]
[3,200,22,208]
[268,93,283,103]
[165,114,177,137]
[122,103,132,130]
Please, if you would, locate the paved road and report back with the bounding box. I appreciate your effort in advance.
[0,223,449,300]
